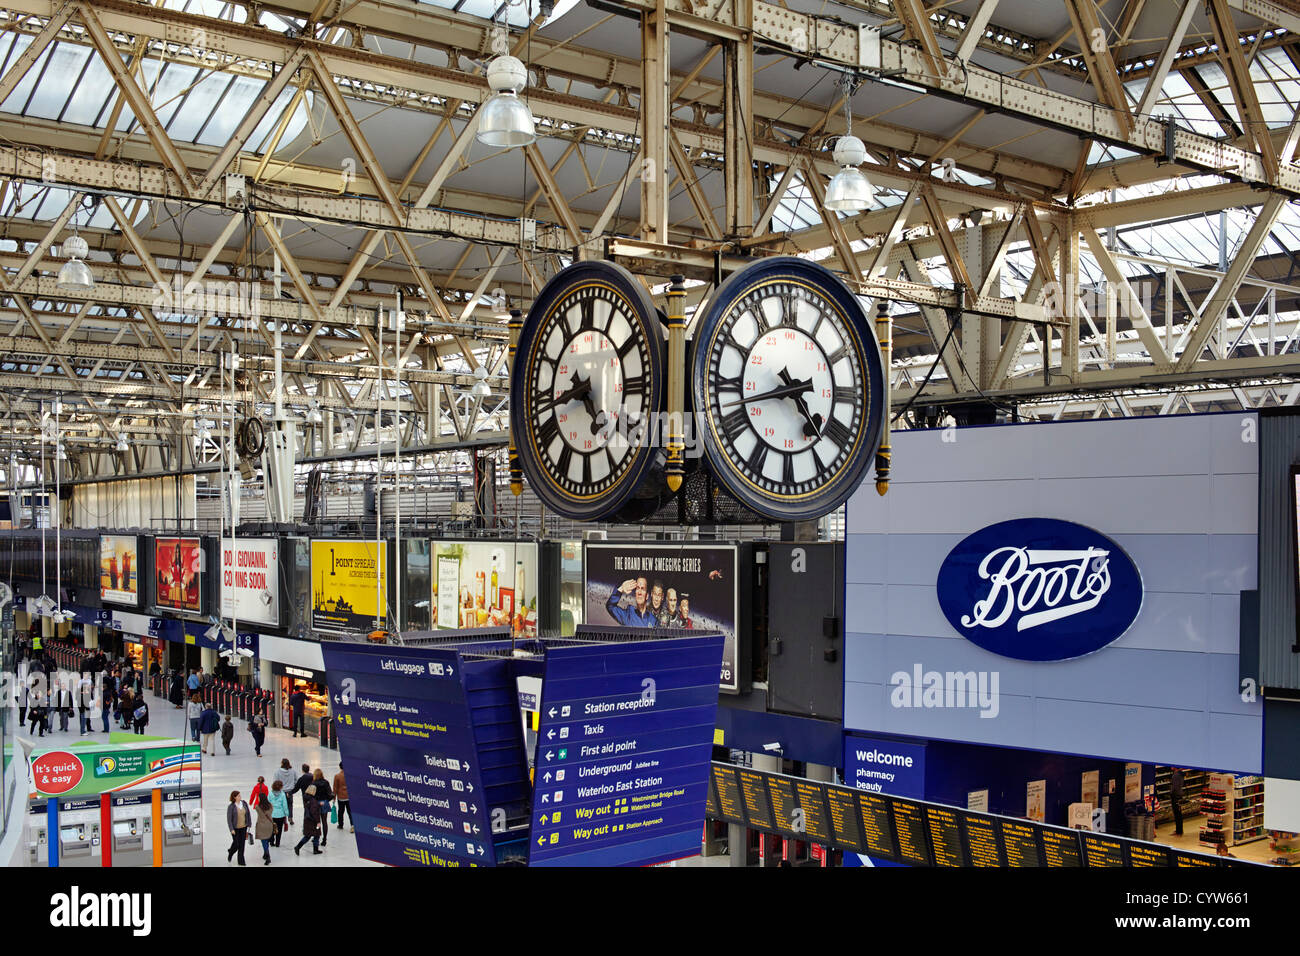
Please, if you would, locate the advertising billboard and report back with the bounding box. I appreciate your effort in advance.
[430,540,538,637]
[100,535,139,606]
[310,540,386,633]
[155,537,203,613]
[583,542,739,691]
[221,538,280,628]
[28,743,202,799]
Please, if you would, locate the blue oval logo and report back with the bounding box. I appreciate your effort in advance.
[936,518,1143,662]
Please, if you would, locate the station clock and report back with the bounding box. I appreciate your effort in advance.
[509,261,666,521]
[691,257,885,522]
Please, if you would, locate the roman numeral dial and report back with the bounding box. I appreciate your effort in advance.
[690,259,886,522]
[509,262,666,521]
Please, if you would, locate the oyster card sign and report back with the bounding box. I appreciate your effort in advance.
[936,518,1143,662]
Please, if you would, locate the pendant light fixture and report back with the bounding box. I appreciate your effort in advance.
[57,210,95,293]
[476,18,536,149]
[825,75,874,214]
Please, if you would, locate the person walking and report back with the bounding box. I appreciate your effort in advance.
[77,673,93,736]
[99,671,113,733]
[274,759,297,827]
[226,791,251,865]
[248,710,267,757]
[250,775,269,810]
[119,687,134,730]
[293,784,323,855]
[289,686,307,738]
[333,763,351,832]
[268,779,289,847]
[290,763,313,820]
[254,798,274,864]
[187,695,202,742]
[198,702,220,755]
[168,670,184,709]
[186,668,201,695]
[55,678,72,733]
[311,769,333,847]
[28,690,47,737]
[131,694,149,735]
[221,714,235,755]
[1171,767,1186,837]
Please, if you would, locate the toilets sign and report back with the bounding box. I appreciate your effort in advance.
[936,518,1143,662]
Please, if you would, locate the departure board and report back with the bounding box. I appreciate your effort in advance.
[1081,832,1126,867]
[737,770,774,831]
[1126,843,1170,867]
[999,820,1043,867]
[962,812,1004,867]
[926,806,968,867]
[766,775,799,837]
[856,792,898,860]
[700,764,1265,869]
[826,787,866,853]
[711,765,745,824]
[794,780,832,845]
[1040,828,1083,867]
[892,799,933,866]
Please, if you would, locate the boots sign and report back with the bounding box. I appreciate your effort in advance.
[936,518,1143,662]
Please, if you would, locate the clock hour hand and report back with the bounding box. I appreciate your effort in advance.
[777,368,823,438]
[547,372,593,411]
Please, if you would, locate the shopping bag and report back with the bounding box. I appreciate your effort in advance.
[330,804,338,825]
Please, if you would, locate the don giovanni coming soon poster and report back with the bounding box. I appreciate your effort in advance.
[584,543,738,692]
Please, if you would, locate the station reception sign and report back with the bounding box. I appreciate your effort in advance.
[311,540,386,633]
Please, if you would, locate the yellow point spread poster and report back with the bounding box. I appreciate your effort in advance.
[311,540,386,633]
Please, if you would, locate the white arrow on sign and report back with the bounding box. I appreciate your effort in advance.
[543,772,552,782]
[547,729,555,740]
[544,751,553,762]
[548,707,556,718]
[541,794,549,804]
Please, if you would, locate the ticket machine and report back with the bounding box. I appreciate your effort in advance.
[110,802,152,867]
[55,815,101,867]
[161,801,203,866]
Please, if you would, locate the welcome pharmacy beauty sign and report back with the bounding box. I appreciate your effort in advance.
[936,518,1143,662]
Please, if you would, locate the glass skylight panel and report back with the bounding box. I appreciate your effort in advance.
[61,52,114,127]
[195,74,262,146]
[20,41,89,120]
[166,70,232,141]
[0,35,38,114]
[246,87,311,154]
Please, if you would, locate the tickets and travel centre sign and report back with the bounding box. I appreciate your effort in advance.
[936,518,1143,662]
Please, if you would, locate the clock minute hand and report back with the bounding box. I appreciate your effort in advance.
[720,379,812,408]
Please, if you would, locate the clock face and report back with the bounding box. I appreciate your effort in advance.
[692,257,884,521]
[510,261,665,521]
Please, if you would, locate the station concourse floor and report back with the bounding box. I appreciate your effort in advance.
[16,694,725,868]
[17,698,374,868]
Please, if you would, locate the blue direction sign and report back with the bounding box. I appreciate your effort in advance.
[321,642,496,867]
[528,634,725,867]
